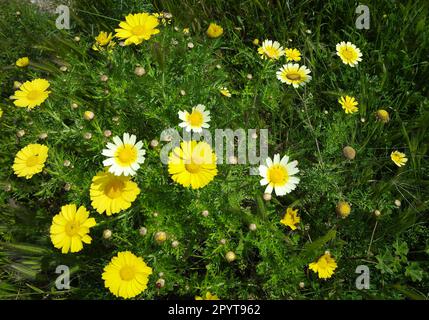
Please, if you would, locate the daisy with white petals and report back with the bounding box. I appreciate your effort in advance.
[336,41,362,67]
[178,104,211,133]
[257,40,285,60]
[102,133,145,176]
[276,63,312,88]
[258,154,300,196]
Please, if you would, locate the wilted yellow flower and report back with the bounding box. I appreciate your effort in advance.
[219,87,231,97]
[280,207,301,230]
[376,109,390,123]
[391,151,407,167]
[206,23,223,38]
[16,57,29,67]
[309,252,337,279]
[92,31,115,51]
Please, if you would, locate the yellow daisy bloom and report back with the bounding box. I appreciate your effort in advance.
[102,251,152,299]
[252,38,259,45]
[178,104,211,133]
[0,107,3,118]
[284,48,301,62]
[115,13,160,46]
[92,31,115,51]
[276,63,312,88]
[309,252,338,279]
[50,204,96,254]
[195,292,220,300]
[183,27,190,35]
[168,140,217,189]
[336,41,362,67]
[206,23,223,38]
[12,144,49,179]
[280,207,300,230]
[259,154,300,196]
[219,87,232,97]
[11,78,51,109]
[338,96,358,114]
[90,171,141,216]
[391,151,408,167]
[257,40,284,60]
[16,57,30,67]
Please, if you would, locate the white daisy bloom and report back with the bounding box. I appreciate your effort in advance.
[257,40,285,60]
[102,132,146,176]
[258,153,300,196]
[276,63,312,88]
[178,104,211,133]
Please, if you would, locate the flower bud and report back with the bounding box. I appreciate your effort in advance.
[83,111,94,121]
[225,251,236,262]
[336,201,351,218]
[342,146,356,160]
[103,229,112,239]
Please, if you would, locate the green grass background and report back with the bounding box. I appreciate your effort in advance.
[0,0,428,299]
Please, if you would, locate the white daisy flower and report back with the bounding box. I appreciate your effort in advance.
[257,40,285,60]
[178,104,211,133]
[258,153,300,196]
[276,63,312,88]
[102,132,145,176]
[336,41,362,67]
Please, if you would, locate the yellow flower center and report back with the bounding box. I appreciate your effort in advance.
[65,221,79,236]
[27,90,43,101]
[342,48,355,60]
[185,158,202,173]
[268,165,289,184]
[116,144,138,166]
[119,266,136,281]
[286,72,302,81]
[26,155,40,167]
[132,25,147,36]
[265,46,279,58]
[104,179,125,199]
[188,111,204,127]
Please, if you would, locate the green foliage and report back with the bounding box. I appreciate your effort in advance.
[0,0,428,300]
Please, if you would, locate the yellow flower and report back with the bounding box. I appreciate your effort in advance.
[183,27,190,35]
[338,96,358,114]
[92,31,115,51]
[195,292,220,300]
[16,57,30,67]
[375,109,390,123]
[153,12,172,25]
[12,144,49,179]
[276,63,312,88]
[280,207,300,230]
[0,107,3,118]
[11,78,51,109]
[219,87,231,97]
[336,201,351,218]
[252,38,259,45]
[102,251,152,299]
[336,41,362,67]
[90,171,141,216]
[115,13,160,46]
[50,204,96,254]
[284,48,301,62]
[258,40,284,60]
[168,140,217,189]
[206,23,223,38]
[391,151,408,167]
[259,154,300,196]
[309,252,338,279]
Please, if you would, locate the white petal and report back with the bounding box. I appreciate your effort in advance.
[129,134,136,145]
[280,155,289,166]
[260,178,269,186]
[273,154,280,164]
[264,184,273,194]
[258,165,268,177]
[274,185,287,196]
[103,158,115,166]
[123,133,130,144]
[113,136,122,146]
[102,149,115,157]
[135,141,143,150]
